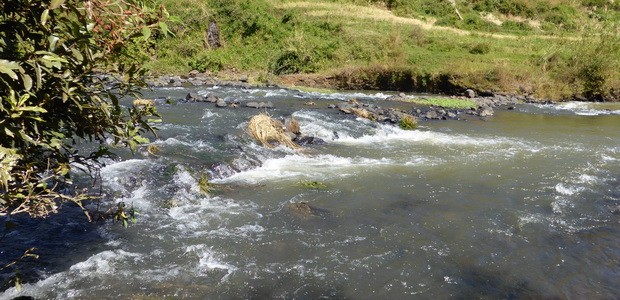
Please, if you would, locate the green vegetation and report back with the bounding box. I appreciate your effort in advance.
[197,171,214,194]
[300,181,328,189]
[152,0,620,101]
[398,115,418,130]
[407,97,477,109]
[0,0,167,218]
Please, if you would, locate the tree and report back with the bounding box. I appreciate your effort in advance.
[0,0,169,218]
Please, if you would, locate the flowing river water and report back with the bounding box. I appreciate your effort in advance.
[1,86,619,299]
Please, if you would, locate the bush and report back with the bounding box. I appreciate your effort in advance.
[269,50,314,75]
[398,115,417,130]
[470,43,491,54]
[189,54,223,73]
[0,0,167,217]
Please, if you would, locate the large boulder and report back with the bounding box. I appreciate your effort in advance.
[465,89,476,98]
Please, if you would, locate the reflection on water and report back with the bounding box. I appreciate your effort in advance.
[1,87,619,299]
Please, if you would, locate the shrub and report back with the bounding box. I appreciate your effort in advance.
[188,54,223,73]
[0,0,167,217]
[398,115,417,130]
[470,43,491,54]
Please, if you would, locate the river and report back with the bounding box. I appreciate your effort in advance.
[1,86,619,299]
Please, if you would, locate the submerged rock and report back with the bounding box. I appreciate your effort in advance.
[294,136,327,146]
[286,202,329,220]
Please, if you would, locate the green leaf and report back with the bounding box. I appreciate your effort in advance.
[158,22,169,36]
[18,106,47,113]
[34,64,42,89]
[141,27,151,40]
[4,128,14,137]
[49,0,65,9]
[23,74,33,91]
[48,35,59,51]
[133,136,149,144]
[0,60,19,80]
[41,9,49,25]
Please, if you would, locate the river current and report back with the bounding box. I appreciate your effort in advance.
[1,86,619,299]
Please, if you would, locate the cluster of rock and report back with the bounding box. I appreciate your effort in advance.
[182,92,276,109]
[146,71,260,89]
[330,100,418,126]
[383,91,521,120]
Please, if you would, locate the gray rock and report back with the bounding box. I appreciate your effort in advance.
[215,99,227,108]
[465,89,476,98]
[447,112,457,119]
[206,93,219,103]
[295,136,327,146]
[188,70,200,77]
[239,75,249,83]
[186,93,204,102]
[425,110,439,119]
[246,101,260,108]
[479,106,494,117]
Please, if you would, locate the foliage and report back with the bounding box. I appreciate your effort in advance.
[112,202,137,228]
[270,50,314,75]
[197,171,214,195]
[398,115,417,130]
[300,181,327,189]
[0,0,168,218]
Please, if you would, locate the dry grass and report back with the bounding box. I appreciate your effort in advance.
[133,99,155,107]
[247,113,300,149]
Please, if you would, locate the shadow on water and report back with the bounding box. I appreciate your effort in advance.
[0,203,109,293]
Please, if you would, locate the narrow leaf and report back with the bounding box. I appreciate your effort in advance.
[41,9,49,25]
[23,74,32,91]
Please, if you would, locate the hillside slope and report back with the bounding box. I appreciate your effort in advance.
[151,0,620,101]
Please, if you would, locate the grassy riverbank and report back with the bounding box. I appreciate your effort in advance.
[150,0,620,101]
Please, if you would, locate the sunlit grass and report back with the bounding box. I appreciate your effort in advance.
[407,97,476,109]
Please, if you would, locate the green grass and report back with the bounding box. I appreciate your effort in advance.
[149,0,620,101]
[407,97,477,109]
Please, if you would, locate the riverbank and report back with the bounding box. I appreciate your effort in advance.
[149,0,620,102]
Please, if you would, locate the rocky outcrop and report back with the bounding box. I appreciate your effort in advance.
[334,99,418,126]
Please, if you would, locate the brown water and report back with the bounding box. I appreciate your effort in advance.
[1,87,619,299]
